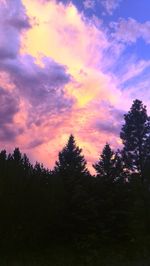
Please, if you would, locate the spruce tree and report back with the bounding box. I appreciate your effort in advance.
[54,134,88,176]
[120,99,150,182]
[93,144,128,241]
[93,143,124,182]
[54,135,93,237]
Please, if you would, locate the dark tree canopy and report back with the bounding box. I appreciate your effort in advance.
[1,99,150,259]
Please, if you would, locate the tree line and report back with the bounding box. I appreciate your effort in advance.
[0,99,150,250]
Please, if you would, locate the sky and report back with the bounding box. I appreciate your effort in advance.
[1,0,150,172]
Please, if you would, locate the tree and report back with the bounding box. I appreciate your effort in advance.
[93,143,124,182]
[120,100,150,242]
[0,150,7,178]
[93,144,129,241]
[53,135,94,238]
[54,134,89,176]
[120,99,150,182]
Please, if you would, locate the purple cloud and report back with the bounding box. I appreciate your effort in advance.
[101,0,122,15]
[0,1,73,144]
[94,104,124,135]
[0,0,73,144]
[27,139,45,149]
[95,121,121,135]
[0,0,31,60]
[1,55,72,107]
[3,0,31,30]
[0,87,19,124]
[83,0,95,10]
[0,87,21,141]
[110,18,150,44]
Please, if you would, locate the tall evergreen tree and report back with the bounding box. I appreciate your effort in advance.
[93,144,129,241]
[120,99,150,182]
[93,143,114,179]
[54,134,89,176]
[54,135,94,238]
[120,100,150,242]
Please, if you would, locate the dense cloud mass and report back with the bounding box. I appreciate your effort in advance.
[0,0,73,150]
[1,55,71,106]
[1,0,150,171]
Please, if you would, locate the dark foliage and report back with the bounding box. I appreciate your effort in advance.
[0,99,150,258]
[120,99,150,182]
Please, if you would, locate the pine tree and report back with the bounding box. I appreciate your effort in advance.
[120,99,150,182]
[53,135,94,237]
[93,143,123,182]
[93,144,128,241]
[54,134,89,176]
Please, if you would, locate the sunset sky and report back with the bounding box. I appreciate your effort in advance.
[1,0,150,172]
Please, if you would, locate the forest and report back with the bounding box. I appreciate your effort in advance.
[1,99,150,265]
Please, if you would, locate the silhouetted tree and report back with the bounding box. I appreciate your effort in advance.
[93,144,129,241]
[120,100,150,244]
[93,143,125,182]
[94,144,114,178]
[120,99,150,183]
[0,149,7,181]
[54,135,94,239]
[54,134,89,176]
[1,102,150,253]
